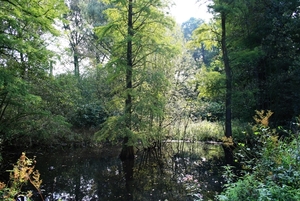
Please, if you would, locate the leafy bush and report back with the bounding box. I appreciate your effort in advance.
[231,120,253,144]
[217,125,300,201]
[194,100,224,122]
[71,103,108,129]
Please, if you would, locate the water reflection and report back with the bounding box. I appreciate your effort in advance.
[2,142,224,201]
[122,159,134,201]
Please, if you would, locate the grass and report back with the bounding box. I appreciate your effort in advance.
[170,119,253,143]
[171,120,224,142]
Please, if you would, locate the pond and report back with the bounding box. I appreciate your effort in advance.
[1,142,225,201]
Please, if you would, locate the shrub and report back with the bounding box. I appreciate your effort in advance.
[0,153,43,201]
[217,126,300,201]
[71,103,107,129]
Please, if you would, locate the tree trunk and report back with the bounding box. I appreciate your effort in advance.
[119,137,135,160]
[120,0,134,161]
[221,12,232,138]
[222,144,235,165]
[74,51,80,78]
[49,60,53,77]
[221,11,234,165]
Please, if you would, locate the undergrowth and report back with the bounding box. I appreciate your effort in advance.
[217,136,300,201]
[0,152,43,201]
[217,111,300,201]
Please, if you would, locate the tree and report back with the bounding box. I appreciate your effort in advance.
[254,0,300,124]
[0,0,68,144]
[95,0,179,160]
[193,0,233,137]
[219,2,232,138]
[218,0,300,125]
[182,17,204,41]
[81,0,111,64]
[63,0,88,77]
[63,0,110,77]
[0,0,67,77]
[191,0,236,163]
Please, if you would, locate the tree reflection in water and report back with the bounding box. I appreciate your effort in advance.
[122,159,134,201]
[3,142,224,201]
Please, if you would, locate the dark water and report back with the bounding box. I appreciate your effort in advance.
[1,142,225,201]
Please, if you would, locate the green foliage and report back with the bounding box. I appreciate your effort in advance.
[196,67,225,100]
[217,124,300,201]
[193,0,300,126]
[0,69,42,141]
[221,165,237,184]
[0,153,43,201]
[94,115,129,143]
[94,0,180,147]
[181,17,204,41]
[190,22,219,51]
[0,0,72,146]
[0,72,79,145]
[71,103,107,128]
[0,0,68,76]
[231,120,253,144]
[217,174,260,201]
[231,0,300,125]
[181,17,219,66]
[38,74,82,117]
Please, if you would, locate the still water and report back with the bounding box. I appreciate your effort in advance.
[2,142,225,201]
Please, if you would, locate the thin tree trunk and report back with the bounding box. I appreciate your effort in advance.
[221,11,234,165]
[221,12,232,138]
[74,52,79,78]
[120,0,134,161]
[49,60,53,77]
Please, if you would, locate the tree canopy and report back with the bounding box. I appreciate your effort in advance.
[0,0,299,154]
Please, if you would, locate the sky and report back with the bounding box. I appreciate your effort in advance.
[170,0,212,24]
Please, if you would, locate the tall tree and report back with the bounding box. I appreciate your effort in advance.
[220,3,232,138]
[221,0,300,124]
[95,0,179,159]
[192,0,235,163]
[198,0,233,137]
[63,0,86,77]
[122,0,134,160]
[63,0,110,76]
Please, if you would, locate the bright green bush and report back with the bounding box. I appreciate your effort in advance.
[218,174,300,201]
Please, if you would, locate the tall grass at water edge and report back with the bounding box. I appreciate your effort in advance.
[173,120,224,142]
[172,120,253,142]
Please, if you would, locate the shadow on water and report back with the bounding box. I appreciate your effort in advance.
[0,142,225,201]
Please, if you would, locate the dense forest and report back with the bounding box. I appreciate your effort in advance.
[1,0,300,200]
